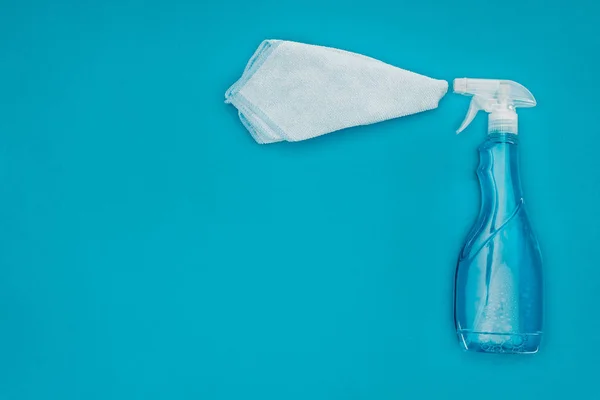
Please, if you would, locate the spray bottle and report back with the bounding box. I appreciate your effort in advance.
[453,78,543,354]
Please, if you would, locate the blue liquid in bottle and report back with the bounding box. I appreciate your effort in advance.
[455,132,543,354]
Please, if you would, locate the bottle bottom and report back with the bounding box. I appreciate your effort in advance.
[457,330,541,354]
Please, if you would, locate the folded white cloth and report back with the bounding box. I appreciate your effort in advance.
[225,40,448,144]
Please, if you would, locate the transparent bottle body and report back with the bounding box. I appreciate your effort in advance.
[455,133,543,354]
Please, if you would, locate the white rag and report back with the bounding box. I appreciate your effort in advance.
[225,40,448,144]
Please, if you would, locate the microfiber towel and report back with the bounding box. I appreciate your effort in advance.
[225,40,448,144]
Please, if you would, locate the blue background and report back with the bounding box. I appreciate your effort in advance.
[1,0,598,398]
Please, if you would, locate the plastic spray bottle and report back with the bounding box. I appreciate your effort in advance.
[453,78,543,354]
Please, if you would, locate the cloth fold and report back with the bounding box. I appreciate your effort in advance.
[225,40,448,144]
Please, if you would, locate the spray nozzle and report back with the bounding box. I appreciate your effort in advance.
[454,78,536,134]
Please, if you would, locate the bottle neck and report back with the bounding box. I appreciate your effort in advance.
[479,133,523,223]
[488,109,519,135]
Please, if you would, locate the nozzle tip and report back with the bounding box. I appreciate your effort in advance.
[453,78,467,94]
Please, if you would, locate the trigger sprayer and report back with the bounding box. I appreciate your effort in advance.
[454,78,536,134]
[453,78,544,354]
